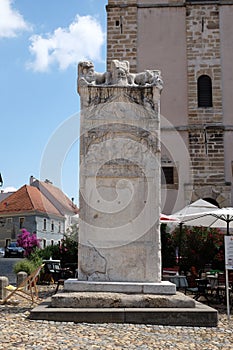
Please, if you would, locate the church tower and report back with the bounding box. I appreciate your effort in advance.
[107,0,138,72]
[106,0,233,212]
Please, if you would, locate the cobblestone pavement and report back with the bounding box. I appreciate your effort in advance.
[0,285,233,350]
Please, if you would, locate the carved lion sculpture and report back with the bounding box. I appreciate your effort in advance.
[77,60,163,89]
[78,61,109,86]
[128,70,163,88]
[110,59,130,85]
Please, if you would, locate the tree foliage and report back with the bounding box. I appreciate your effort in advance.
[161,225,225,273]
[28,224,78,268]
[59,226,78,266]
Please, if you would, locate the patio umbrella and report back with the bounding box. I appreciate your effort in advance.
[166,199,219,245]
[180,207,233,235]
[172,199,218,220]
[167,200,219,265]
[182,207,233,320]
[172,204,233,318]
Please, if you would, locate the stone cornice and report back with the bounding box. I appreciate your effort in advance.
[161,124,233,131]
[106,1,233,10]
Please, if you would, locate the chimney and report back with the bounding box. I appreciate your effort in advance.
[30,176,36,185]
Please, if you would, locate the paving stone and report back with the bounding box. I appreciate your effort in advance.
[0,285,233,349]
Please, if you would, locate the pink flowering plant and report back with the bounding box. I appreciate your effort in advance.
[17,229,41,257]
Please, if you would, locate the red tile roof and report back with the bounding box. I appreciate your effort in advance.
[33,180,79,215]
[0,185,63,217]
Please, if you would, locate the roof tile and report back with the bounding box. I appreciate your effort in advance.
[0,185,63,217]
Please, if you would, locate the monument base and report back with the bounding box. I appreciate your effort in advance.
[64,279,176,295]
[30,292,218,327]
[51,291,194,308]
[29,281,218,327]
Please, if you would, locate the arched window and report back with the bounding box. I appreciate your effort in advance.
[43,219,47,231]
[43,239,46,248]
[197,75,213,107]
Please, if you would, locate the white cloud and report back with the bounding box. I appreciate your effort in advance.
[27,15,105,72]
[0,0,31,38]
[2,186,17,193]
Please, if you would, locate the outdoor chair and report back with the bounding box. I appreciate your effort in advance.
[185,276,210,303]
[184,275,198,295]
[54,268,74,294]
[0,264,44,305]
[193,278,210,304]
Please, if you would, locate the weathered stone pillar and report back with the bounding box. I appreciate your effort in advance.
[65,60,175,294]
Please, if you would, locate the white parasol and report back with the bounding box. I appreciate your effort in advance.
[180,207,233,235]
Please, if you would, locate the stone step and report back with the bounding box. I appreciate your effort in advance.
[51,291,195,308]
[30,297,218,327]
[64,279,176,295]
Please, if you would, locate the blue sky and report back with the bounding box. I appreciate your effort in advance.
[0,0,107,204]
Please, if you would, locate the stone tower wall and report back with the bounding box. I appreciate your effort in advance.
[106,0,137,72]
[186,4,223,120]
[106,1,231,207]
[186,3,227,202]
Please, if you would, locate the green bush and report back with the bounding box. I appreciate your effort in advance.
[24,226,78,275]
[29,245,60,262]
[13,259,37,275]
[27,249,43,267]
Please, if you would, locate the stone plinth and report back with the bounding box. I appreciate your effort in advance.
[64,280,176,295]
[51,291,194,308]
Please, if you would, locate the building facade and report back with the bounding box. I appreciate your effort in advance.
[29,177,79,233]
[106,0,233,213]
[0,179,79,248]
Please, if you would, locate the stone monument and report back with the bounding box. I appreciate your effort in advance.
[65,59,175,294]
[30,60,218,327]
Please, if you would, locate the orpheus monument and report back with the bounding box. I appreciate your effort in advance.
[65,59,175,295]
[31,60,217,327]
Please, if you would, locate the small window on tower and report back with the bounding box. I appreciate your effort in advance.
[197,75,213,107]
[161,163,178,189]
[161,167,174,185]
